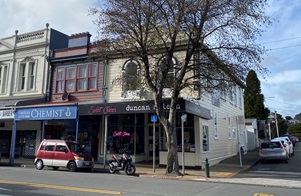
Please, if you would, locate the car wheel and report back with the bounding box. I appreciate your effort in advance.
[68,161,77,172]
[35,159,44,170]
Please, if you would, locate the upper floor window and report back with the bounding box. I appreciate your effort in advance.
[18,59,36,91]
[121,59,141,99]
[157,56,177,97]
[55,62,98,93]
[0,65,8,93]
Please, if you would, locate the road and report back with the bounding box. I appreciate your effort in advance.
[0,165,301,196]
[236,142,301,181]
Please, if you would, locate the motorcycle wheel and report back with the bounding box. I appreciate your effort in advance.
[124,164,136,175]
[109,164,116,174]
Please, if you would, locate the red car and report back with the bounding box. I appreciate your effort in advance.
[35,139,94,172]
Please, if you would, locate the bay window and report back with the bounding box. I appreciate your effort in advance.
[55,62,97,93]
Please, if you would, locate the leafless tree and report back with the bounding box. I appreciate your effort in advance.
[90,0,271,175]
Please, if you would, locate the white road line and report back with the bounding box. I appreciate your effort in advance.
[249,170,301,176]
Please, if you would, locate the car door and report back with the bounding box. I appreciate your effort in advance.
[53,142,69,167]
[42,142,55,166]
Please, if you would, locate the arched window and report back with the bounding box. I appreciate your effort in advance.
[157,56,178,88]
[121,59,141,98]
[157,56,177,97]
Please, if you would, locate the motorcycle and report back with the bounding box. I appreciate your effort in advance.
[108,152,136,175]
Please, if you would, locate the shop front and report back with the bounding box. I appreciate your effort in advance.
[10,105,77,165]
[79,98,211,167]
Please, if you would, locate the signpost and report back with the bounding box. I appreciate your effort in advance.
[181,114,187,175]
[151,115,157,173]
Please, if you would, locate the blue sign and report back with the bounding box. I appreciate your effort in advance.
[151,115,157,122]
[15,106,77,121]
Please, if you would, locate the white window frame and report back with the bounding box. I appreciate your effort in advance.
[201,123,210,152]
[18,60,37,91]
[214,111,218,139]
[121,59,141,99]
[0,64,8,93]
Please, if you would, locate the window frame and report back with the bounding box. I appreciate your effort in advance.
[55,62,98,93]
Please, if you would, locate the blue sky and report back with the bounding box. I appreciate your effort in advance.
[0,0,299,118]
[257,1,301,118]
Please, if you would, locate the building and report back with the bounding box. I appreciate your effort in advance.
[0,24,69,164]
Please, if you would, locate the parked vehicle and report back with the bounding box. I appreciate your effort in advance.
[284,134,297,146]
[35,139,94,172]
[276,136,294,156]
[109,151,136,175]
[271,138,291,157]
[259,140,289,163]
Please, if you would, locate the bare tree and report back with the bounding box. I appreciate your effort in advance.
[90,0,271,175]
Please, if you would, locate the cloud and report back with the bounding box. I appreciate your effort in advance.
[0,0,99,39]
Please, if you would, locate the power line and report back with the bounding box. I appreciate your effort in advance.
[260,36,301,44]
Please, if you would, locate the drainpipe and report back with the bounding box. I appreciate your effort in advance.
[44,23,52,102]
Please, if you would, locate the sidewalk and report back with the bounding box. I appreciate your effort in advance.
[1,148,259,179]
[2,148,301,189]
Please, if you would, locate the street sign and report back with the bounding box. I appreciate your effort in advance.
[151,115,157,122]
[181,114,187,122]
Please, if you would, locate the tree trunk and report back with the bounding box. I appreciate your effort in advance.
[165,123,180,175]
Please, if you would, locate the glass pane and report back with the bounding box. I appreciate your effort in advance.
[78,66,86,77]
[77,79,86,90]
[66,68,75,79]
[57,69,64,80]
[89,78,96,89]
[89,64,96,76]
[57,81,64,92]
[66,80,75,91]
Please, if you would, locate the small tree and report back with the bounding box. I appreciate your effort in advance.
[90,0,271,175]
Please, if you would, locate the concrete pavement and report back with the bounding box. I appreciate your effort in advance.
[1,148,301,189]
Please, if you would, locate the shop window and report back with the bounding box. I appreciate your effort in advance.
[202,125,209,152]
[107,114,145,155]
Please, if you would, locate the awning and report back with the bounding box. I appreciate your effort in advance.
[0,98,46,108]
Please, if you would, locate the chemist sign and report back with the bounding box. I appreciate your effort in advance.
[14,106,77,121]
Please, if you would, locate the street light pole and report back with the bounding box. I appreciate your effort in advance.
[275,111,279,137]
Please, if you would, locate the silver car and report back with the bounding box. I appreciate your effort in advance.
[259,141,289,163]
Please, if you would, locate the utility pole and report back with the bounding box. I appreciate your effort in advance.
[275,111,279,137]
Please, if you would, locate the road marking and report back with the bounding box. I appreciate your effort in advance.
[249,171,301,176]
[0,180,123,195]
[253,193,274,196]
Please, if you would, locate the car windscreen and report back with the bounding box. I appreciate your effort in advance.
[66,142,84,153]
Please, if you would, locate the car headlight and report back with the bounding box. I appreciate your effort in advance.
[74,156,84,161]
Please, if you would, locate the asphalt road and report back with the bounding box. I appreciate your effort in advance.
[236,142,301,180]
[1,165,301,196]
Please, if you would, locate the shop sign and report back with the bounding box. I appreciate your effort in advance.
[79,99,185,116]
[113,131,131,137]
[185,101,211,119]
[14,106,77,121]
[0,110,14,119]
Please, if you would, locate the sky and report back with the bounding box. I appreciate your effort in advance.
[0,0,300,118]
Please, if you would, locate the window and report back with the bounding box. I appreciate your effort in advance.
[18,61,36,91]
[55,62,98,93]
[66,67,76,91]
[55,144,67,152]
[157,56,177,88]
[88,64,97,90]
[0,65,8,93]
[56,68,65,93]
[202,124,209,152]
[45,143,55,151]
[28,62,35,89]
[121,60,141,99]
[19,63,26,90]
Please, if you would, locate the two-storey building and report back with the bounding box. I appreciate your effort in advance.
[0,24,69,163]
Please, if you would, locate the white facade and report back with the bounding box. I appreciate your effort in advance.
[105,53,246,167]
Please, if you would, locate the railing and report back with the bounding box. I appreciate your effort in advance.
[17,31,45,43]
